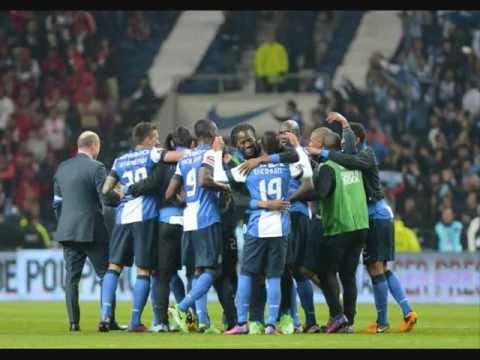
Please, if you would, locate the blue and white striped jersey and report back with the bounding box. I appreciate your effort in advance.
[175,144,220,231]
[231,162,301,238]
[288,146,313,218]
[112,147,163,224]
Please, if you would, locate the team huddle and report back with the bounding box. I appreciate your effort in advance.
[59,112,419,335]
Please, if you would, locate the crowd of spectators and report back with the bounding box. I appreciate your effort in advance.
[0,11,160,249]
[308,11,480,251]
[1,11,477,253]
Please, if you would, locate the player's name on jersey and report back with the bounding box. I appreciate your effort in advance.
[181,153,204,165]
[252,165,285,176]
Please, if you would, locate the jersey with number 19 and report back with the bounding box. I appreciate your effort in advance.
[174,144,220,231]
[231,162,301,238]
[112,147,164,224]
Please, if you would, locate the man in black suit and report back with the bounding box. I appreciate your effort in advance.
[53,131,124,332]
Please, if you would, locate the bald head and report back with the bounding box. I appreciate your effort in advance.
[77,131,100,159]
[279,120,300,137]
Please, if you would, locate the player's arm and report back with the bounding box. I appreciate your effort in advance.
[199,149,230,192]
[165,163,183,201]
[249,199,291,211]
[237,143,300,175]
[325,111,356,153]
[327,149,374,171]
[289,165,335,202]
[102,172,118,195]
[162,149,187,163]
[127,162,166,197]
[52,175,62,220]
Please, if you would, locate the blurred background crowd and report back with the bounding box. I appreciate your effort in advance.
[0,11,478,253]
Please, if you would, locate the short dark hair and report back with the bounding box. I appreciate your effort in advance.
[261,131,281,155]
[165,126,193,150]
[194,119,215,140]
[324,132,341,150]
[230,123,256,146]
[350,122,366,143]
[132,122,156,146]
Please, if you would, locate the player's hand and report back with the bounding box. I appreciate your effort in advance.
[265,200,290,211]
[114,184,125,199]
[306,146,321,156]
[212,136,225,152]
[176,188,186,204]
[284,132,300,147]
[326,112,349,127]
[239,157,262,175]
[223,153,232,164]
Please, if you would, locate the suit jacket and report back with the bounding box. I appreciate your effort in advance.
[53,153,108,243]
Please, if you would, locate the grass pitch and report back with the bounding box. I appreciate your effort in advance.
[0,302,478,348]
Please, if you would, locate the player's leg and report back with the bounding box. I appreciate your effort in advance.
[152,222,183,331]
[290,213,318,332]
[337,229,366,332]
[379,217,417,331]
[173,225,221,332]
[86,234,125,331]
[225,233,266,335]
[169,272,186,303]
[264,236,289,335]
[364,220,393,333]
[128,219,158,331]
[62,242,87,330]
[248,274,266,333]
[318,234,348,333]
[99,223,130,330]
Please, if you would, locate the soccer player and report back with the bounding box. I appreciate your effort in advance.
[225,131,303,335]
[227,123,300,334]
[291,128,369,333]
[319,112,418,333]
[277,120,320,334]
[126,126,193,332]
[166,119,230,333]
[98,122,183,332]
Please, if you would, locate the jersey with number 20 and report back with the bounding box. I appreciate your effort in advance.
[112,147,164,225]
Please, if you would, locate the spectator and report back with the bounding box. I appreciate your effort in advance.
[26,127,48,163]
[126,11,151,42]
[270,99,304,139]
[15,47,41,92]
[43,107,66,158]
[0,85,15,132]
[255,31,289,93]
[394,218,421,252]
[122,76,158,127]
[462,80,480,117]
[19,209,51,249]
[467,205,480,252]
[435,207,463,252]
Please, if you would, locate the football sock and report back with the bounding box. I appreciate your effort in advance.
[131,275,150,326]
[150,274,160,326]
[179,272,214,312]
[195,293,209,326]
[249,279,266,324]
[385,270,412,317]
[266,277,281,326]
[170,273,186,303]
[101,270,119,321]
[371,273,389,326]
[290,282,301,327]
[236,274,252,325]
[296,278,316,327]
